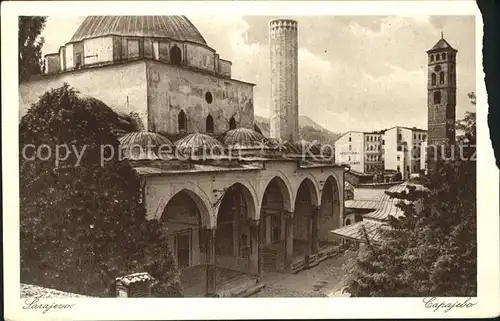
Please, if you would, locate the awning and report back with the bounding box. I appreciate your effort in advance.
[344,199,379,210]
[331,220,388,243]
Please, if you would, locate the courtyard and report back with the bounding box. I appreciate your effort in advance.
[250,250,356,297]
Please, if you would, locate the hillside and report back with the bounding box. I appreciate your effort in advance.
[254,115,342,144]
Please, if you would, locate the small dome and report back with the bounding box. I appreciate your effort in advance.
[265,138,301,154]
[69,16,207,46]
[174,132,224,158]
[294,140,323,155]
[223,128,267,149]
[119,131,173,160]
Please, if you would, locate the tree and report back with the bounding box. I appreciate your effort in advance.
[20,84,182,297]
[346,107,476,297]
[19,16,47,82]
[456,92,476,144]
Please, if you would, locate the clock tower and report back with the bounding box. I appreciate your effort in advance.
[426,34,457,147]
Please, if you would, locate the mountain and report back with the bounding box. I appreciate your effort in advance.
[254,115,342,144]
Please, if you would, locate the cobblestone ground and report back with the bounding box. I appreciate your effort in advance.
[251,251,355,297]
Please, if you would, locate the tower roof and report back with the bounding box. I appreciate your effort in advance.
[427,37,457,53]
[69,16,207,46]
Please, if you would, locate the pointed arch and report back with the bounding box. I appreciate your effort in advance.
[439,71,445,84]
[431,73,437,86]
[156,185,212,228]
[170,45,182,66]
[178,109,187,132]
[206,114,214,134]
[229,116,237,130]
[295,177,320,207]
[262,176,293,213]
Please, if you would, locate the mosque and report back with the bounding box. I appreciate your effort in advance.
[19,16,347,297]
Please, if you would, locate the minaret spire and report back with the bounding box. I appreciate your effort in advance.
[441,29,443,39]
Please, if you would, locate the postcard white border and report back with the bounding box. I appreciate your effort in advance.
[2,1,499,320]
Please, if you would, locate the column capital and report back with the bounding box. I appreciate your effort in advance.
[284,210,294,221]
[249,219,260,227]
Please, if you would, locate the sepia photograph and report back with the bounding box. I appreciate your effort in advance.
[2,1,499,320]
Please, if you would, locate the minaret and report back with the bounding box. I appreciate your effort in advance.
[269,19,299,142]
[426,34,457,146]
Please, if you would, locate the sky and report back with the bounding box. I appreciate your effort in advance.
[41,15,476,133]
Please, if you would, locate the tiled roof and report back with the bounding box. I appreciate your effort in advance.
[115,272,155,286]
[427,37,457,52]
[344,199,379,210]
[69,16,207,46]
[331,220,388,243]
[363,182,428,221]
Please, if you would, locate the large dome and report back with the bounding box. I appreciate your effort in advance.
[69,16,207,46]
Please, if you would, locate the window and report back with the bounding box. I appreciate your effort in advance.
[178,110,187,132]
[423,134,426,140]
[439,71,445,84]
[366,136,369,141]
[431,73,436,85]
[170,45,182,66]
[434,91,441,104]
[397,156,400,161]
[382,140,385,145]
[349,145,352,151]
[414,134,416,139]
[398,134,402,141]
[348,156,351,162]
[127,39,140,58]
[436,54,440,61]
[229,116,237,130]
[397,146,402,152]
[378,145,381,151]
[430,55,434,62]
[349,137,351,142]
[397,165,400,172]
[205,92,213,104]
[75,53,82,68]
[406,165,410,172]
[442,53,446,60]
[206,114,214,133]
[345,219,351,226]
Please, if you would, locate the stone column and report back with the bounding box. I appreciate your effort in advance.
[249,219,260,278]
[204,228,217,297]
[284,210,294,272]
[311,205,320,254]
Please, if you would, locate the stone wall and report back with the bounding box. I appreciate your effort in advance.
[146,60,254,135]
[144,160,345,230]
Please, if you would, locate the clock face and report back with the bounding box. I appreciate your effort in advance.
[434,65,442,72]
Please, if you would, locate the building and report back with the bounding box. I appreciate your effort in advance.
[335,127,426,178]
[19,16,346,297]
[426,34,457,168]
[334,131,365,172]
[383,126,427,179]
[363,131,384,173]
